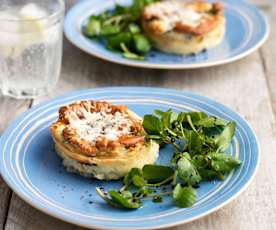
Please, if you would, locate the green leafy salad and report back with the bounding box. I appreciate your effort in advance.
[96,109,241,209]
[82,0,159,60]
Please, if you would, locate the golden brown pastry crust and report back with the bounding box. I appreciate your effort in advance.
[143,1,224,36]
[51,100,145,158]
[142,0,225,55]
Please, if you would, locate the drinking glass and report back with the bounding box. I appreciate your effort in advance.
[0,0,64,99]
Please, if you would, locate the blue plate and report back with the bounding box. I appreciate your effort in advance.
[0,87,260,229]
[64,0,269,69]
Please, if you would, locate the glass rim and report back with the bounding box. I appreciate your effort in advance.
[0,0,65,22]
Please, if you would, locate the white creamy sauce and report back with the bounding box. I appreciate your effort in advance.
[67,107,131,143]
[146,1,202,31]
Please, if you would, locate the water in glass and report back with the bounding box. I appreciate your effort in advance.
[0,1,64,98]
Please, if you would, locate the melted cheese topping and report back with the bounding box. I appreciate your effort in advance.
[145,1,202,31]
[67,108,132,143]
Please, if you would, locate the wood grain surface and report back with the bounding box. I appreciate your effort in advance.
[261,4,276,117]
[0,98,31,230]
[1,1,276,230]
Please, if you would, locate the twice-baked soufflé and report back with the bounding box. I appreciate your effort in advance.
[142,0,225,55]
[51,100,159,180]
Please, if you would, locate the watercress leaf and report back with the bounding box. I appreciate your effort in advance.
[106,32,132,50]
[215,117,226,126]
[197,116,226,128]
[128,23,141,34]
[132,34,151,54]
[143,164,174,183]
[132,175,146,187]
[171,152,185,165]
[170,111,178,123]
[177,153,201,185]
[130,168,143,178]
[197,169,218,181]
[100,24,121,36]
[197,117,216,128]
[121,190,133,199]
[143,115,163,135]
[96,187,122,208]
[131,168,143,176]
[109,190,142,209]
[122,52,144,60]
[209,152,241,174]
[154,109,165,117]
[146,134,162,139]
[123,172,131,186]
[191,155,208,169]
[214,121,236,152]
[138,187,153,196]
[202,125,224,138]
[131,0,146,19]
[187,131,202,155]
[97,12,110,21]
[83,18,101,37]
[114,4,130,14]
[152,196,163,203]
[161,111,171,128]
[186,112,208,125]
[177,112,186,122]
[173,184,197,208]
[123,168,143,186]
[159,109,177,127]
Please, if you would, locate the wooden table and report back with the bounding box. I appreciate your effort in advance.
[1,1,275,229]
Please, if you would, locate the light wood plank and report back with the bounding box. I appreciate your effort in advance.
[0,97,31,230]
[249,0,272,10]
[4,194,86,230]
[260,4,276,117]
[0,177,11,230]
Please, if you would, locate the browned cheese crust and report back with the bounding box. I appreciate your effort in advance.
[143,1,224,36]
[51,100,145,163]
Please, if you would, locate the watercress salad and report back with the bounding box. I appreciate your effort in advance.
[83,0,159,60]
[96,109,241,209]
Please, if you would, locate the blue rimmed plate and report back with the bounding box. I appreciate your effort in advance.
[0,87,259,229]
[64,0,269,69]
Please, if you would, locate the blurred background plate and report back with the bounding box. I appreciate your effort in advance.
[0,87,260,229]
[64,0,269,69]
